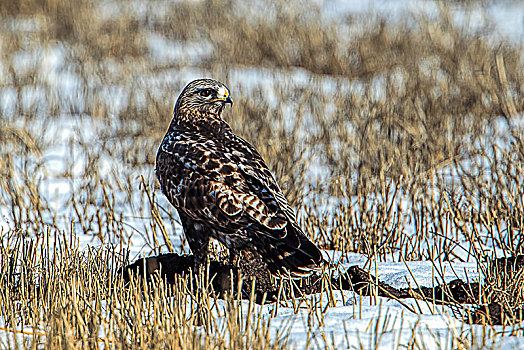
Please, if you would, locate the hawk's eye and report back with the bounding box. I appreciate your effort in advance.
[199,89,213,97]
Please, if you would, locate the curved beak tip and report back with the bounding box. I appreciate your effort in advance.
[225,96,233,105]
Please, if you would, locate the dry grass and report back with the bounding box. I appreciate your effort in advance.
[0,229,292,348]
[1,0,524,347]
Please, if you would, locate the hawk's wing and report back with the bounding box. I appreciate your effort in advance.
[157,127,296,239]
[226,133,300,222]
[156,123,323,275]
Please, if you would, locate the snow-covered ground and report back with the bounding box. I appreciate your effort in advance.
[1,85,522,348]
[323,0,524,43]
[1,0,524,348]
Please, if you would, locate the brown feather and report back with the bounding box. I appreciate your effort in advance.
[155,79,324,275]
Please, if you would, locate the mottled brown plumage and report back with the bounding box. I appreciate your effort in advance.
[156,79,323,276]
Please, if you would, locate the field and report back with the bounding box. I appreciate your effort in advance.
[1,0,524,348]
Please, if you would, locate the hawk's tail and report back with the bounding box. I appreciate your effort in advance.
[255,224,324,278]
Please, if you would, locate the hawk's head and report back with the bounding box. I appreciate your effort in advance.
[174,79,233,117]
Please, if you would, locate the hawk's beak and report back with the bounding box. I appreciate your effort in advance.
[212,94,233,105]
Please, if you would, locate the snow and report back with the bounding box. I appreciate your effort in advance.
[322,0,524,43]
[147,33,213,65]
[1,111,519,347]
[1,0,524,348]
[2,105,523,350]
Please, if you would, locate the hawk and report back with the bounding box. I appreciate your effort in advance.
[156,79,323,277]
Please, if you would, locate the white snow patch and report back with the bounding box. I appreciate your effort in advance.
[147,33,213,64]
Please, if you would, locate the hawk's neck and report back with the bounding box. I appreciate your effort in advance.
[171,109,231,135]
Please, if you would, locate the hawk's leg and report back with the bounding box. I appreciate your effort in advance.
[178,211,212,327]
[226,237,252,266]
[228,248,239,266]
[178,211,210,273]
